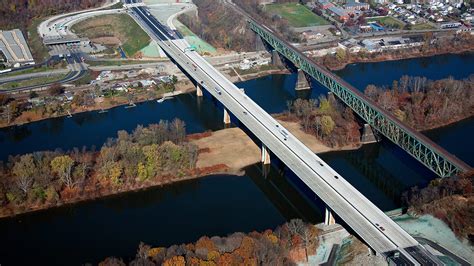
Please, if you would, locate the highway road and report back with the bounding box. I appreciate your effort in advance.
[126,1,441,264]
[0,69,70,85]
[0,54,86,94]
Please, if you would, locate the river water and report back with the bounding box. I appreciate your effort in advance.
[0,53,473,265]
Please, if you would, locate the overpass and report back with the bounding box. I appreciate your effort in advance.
[125,0,443,264]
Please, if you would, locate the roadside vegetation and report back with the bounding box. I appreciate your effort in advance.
[265,3,329,27]
[86,59,165,67]
[0,121,200,217]
[364,75,474,131]
[100,219,320,265]
[178,0,300,52]
[27,18,50,61]
[411,23,435,30]
[71,14,151,58]
[175,21,217,55]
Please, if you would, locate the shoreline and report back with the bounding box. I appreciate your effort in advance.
[325,49,474,71]
[0,163,243,220]
[3,48,472,129]
[0,82,196,129]
[0,119,360,219]
[1,114,471,219]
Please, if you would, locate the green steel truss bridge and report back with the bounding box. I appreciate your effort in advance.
[248,21,471,178]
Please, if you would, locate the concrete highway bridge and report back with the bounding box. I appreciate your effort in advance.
[124,0,467,264]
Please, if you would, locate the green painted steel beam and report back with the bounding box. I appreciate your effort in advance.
[249,21,471,178]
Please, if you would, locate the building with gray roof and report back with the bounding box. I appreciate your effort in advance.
[0,29,35,67]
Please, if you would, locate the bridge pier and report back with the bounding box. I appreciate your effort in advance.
[196,83,203,97]
[261,144,271,165]
[223,108,231,125]
[295,69,311,90]
[361,124,379,144]
[271,50,283,67]
[324,207,336,226]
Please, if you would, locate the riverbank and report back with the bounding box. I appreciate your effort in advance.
[322,47,474,72]
[0,117,359,219]
[0,81,196,129]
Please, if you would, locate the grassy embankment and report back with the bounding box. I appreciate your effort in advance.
[175,20,217,55]
[27,18,50,61]
[71,14,151,57]
[411,23,436,30]
[86,59,166,67]
[367,16,405,29]
[265,3,329,27]
[0,73,69,90]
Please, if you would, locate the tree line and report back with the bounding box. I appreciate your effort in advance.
[365,75,474,130]
[0,0,105,33]
[285,94,361,147]
[0,119,198,216]
[178,0,300,52]
[100,219,320,266]
[402,172,474,240]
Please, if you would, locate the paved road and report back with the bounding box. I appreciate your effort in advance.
[38,0,120,40]
[127,1,441,264]
[0,69,70,84]
[0,54,86,94]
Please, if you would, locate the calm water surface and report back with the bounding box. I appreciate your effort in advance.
[1,53,473,265]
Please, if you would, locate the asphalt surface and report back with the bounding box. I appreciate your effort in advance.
[0,54,86,94]
[126,1,443,264]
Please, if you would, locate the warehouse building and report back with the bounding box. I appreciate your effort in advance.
[0,29,35,67]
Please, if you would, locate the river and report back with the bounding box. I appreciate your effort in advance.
[1,53,473,265]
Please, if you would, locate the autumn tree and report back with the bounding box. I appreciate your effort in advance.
[51,155,75,188]
[12,154,36,194]
[48,83,64,96]
[301,226,319,262]
[320,115,335,136]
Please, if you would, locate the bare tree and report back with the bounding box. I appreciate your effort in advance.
[12,154,36,194]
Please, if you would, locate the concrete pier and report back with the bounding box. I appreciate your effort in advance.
[271,50,282,67]
[296,68,310,90]
[325,207,336,226]
[223,108,231,124]
[361,123,379,144]
[261,144,271,165]
[196,84,203,97]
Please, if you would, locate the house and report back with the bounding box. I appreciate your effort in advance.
[344,0,370,11]
[317,0,335,10]
[112,84,128,92]
[64,91,74,101]
[329,6,350,22]
[0,29,35,67]
[338,38,362,53]
[136,80,156,87]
